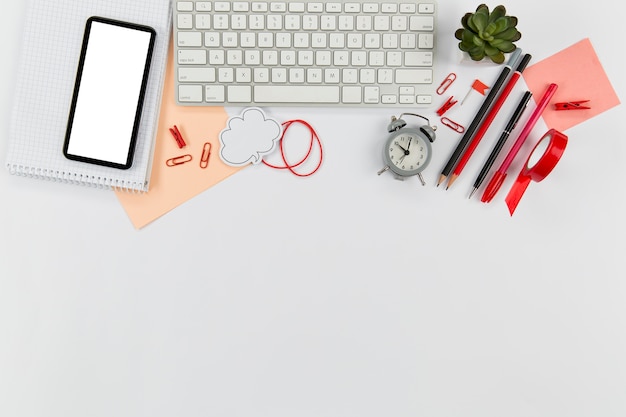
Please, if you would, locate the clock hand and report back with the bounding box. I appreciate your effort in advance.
[407,138,412,151]
[394,142,410,154]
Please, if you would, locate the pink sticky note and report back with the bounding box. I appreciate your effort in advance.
[115,43,244,229]
[523,38,620,132]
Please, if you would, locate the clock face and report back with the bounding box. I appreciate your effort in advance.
[384,130,431,177]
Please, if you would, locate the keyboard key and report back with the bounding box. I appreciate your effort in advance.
[177,32,202,47]
[308,3,323,12]
[178,49,206,64]
[233,2,250,11]
[405,51,433,66]
[252,2,268,12]
[177,2,193,12]
[395,69,432,84]
[326,3,341,12]
[410,16,434,31]
[255,86,340,103]
[177,14,193,29]
[179,85,203,102]
[270,2,287,12]
[289,2,305,12]
[214,2,231,11]
[205,85,225,102]
[417,95,432,104]
[196,2,211,11]
[342,86,362,103]
[418,33,434,49]
[418,3,435,14]
[364,86,380,103]
[228,86,252,102]
[178,68,215,82]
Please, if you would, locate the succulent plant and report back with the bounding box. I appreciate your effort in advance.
[455,4,522,64]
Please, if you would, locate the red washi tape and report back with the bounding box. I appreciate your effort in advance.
[505,129,568,216]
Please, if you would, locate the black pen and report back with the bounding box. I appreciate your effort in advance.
[468,90,533,199]
[436,48,523,187]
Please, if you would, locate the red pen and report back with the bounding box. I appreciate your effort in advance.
[481,83,559,203]
[446,54,532,190]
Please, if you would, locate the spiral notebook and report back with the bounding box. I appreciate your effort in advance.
[6,0,172,192]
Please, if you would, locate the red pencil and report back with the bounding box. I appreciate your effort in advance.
[446,53,532,190]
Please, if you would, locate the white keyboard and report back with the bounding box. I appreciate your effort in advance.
[174,0,437,107]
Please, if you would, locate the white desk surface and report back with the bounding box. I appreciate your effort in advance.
[1,1,625,416]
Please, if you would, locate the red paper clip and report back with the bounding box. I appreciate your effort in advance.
[554,100,590,110]
[200,142,211,169]
[436,96,458,116]
[437,73,456,95]
[441,117,465,133]
[169,125,187,148]
[166,154,192,167]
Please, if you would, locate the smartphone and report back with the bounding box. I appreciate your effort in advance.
[63,17,156,169]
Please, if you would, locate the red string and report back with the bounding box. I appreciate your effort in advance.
[262,119,323,177]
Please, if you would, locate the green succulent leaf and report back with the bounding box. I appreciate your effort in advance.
[470,9,488,32]
[484,45,499,57]
[489,38,516,52]
[491,17,510,35]
[461,29,475,44]
[496,27,521,42]
[454,28,465,40]
[480,31,494,42]
[468,46,486,61]
[464,13,478,32]
[490,5,506,23]
[490,51,506,64]
[458,41,471,52]
[475,4,489,14]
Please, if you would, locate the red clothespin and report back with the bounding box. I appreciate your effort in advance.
[169,125,187,148]
[554,100,590,110]
[436,96,457,116]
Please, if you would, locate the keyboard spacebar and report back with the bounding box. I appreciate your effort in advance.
[254,86,340,103]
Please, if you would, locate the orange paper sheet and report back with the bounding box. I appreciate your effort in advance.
[116,45,243,229]
[523,38,620,132]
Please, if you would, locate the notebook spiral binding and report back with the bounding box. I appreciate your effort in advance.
[6,163,147,193]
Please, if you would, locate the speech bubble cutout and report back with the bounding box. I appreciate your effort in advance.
[219,107,282,167]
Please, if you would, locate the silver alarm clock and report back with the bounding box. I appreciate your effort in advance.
[377,113,437,185]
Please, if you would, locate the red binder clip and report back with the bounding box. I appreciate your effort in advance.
[169,125,187,148]
[436,96,458,116]
[554,100,590,110]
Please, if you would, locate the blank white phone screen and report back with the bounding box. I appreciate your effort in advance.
[65,19,154,168]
